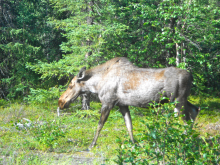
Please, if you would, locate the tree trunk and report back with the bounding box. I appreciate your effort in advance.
[165,18,176,66]
[176,43,181,66]
[182,42,186,67]
[81,0,94,110]
[85,1,94,59]
[165,48,170,67]
[81,93,91,110]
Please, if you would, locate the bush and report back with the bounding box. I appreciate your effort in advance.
[31,121,65,150]
[115,101,220,164]
[24,87,63,104]
[15,118,66,151]
[0,99,8,107]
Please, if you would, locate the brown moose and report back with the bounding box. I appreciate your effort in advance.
[58,57,199,148]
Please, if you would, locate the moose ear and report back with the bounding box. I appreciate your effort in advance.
[77,66,86,81]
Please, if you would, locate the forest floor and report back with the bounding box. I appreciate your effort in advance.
[0,95,220,164]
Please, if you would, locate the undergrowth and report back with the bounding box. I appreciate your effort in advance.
[115,100,220,164]
[0,95,220,164]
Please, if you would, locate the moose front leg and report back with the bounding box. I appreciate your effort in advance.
[89,104,111,148]
[119,106,135,143]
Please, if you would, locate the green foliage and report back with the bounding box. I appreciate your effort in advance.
[14,117,66,151]
[0,99,8,107]
[29,120,66,150]
[73,101,101,119]
[73,108,100,119]
[1,0,220,99]
[115,101,220,164]
[0,0,63,99]
[34,0,220,96]
[24,87,62,104]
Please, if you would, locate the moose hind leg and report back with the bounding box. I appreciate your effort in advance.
[119,106,135,143]
[184,101,199,122]
[174,107,180,117]
[174,99,188,119]
[174,89,188,118]
[89,104,111,148]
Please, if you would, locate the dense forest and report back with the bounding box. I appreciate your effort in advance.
[1,1,220,164]
[1,0,220,101]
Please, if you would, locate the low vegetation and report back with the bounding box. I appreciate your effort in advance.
[0,95,219,164]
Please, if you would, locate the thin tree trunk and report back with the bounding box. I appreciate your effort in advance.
[176,43,181,66]
[81,93,91,110]
[86,0,94,58]
[182,42,186,67]
[81,0,94,110]
[165,18,176,66]
[165,48,170,67]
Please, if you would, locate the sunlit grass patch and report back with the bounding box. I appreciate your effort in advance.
[188,95,220,136]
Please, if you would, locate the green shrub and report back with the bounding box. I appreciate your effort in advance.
[30,120,66,150]
[15,119,66,151]
[115,101,220,164]
[0,99,8,107]
[24,87,63,104]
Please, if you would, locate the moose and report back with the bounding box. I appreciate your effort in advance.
[58,57,199,148]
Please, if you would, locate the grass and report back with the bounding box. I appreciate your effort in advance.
[189,95,220,136]
[0,95,220,164]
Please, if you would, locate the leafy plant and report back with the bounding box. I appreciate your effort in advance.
[24,87,63,104]
[29,120,66,150]
[0,99,8,107]
[115,101,220,164]
[0,0,63,99]
[73,109,100,119]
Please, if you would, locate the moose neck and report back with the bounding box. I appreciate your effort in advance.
[81,58,124,94]
[82,70,102,94]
